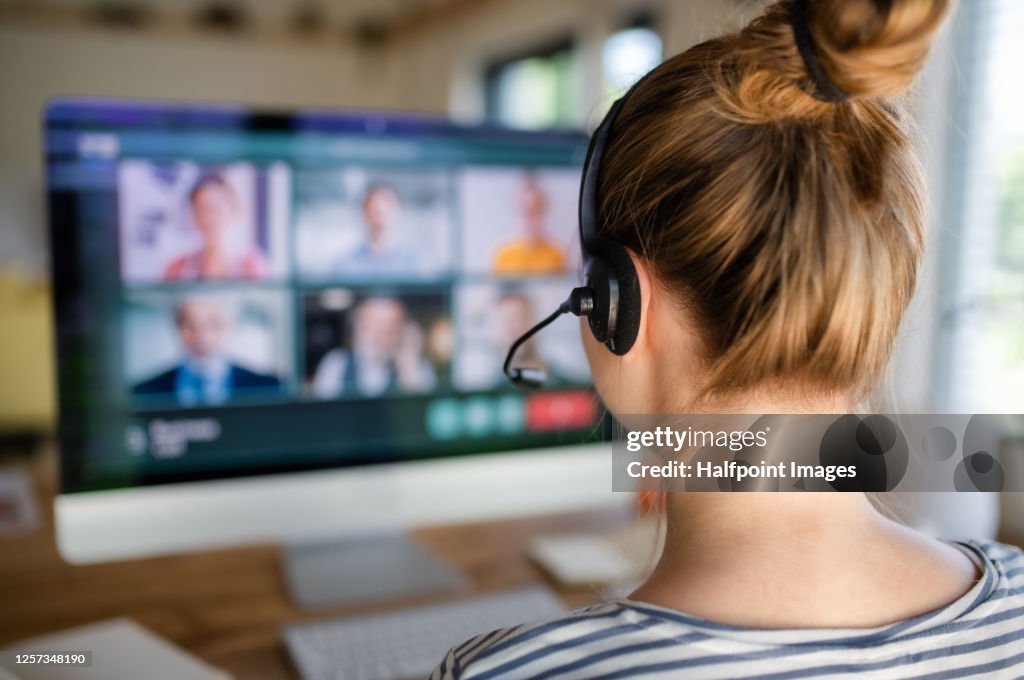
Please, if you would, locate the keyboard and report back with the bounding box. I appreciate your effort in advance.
[282,586,567,680]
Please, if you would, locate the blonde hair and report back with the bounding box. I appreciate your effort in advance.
[598,0,950,401]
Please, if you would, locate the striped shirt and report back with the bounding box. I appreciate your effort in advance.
[430,540,1024,679]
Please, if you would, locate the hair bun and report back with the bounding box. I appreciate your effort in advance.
[806,0,951,100]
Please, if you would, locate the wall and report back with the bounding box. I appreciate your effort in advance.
[0,22,409,273]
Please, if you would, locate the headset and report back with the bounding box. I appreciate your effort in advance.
[503,94,642,388]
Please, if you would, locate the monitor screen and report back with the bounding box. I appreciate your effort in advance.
[47,98,603,494]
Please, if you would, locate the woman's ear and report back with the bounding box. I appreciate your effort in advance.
[623,248,653,362]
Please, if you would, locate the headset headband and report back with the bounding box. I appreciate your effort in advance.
[578,95,627,249]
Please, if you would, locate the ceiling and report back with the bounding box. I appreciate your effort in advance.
[2,0,429,22]
[0,0,466,41]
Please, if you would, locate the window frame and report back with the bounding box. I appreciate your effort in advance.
[482,36,577,128]
[930,0,1024,412]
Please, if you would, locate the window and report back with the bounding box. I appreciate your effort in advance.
[484,40,580,130]
[601,17,663,99]
[481,14,662,130]
[936,0,1024,411]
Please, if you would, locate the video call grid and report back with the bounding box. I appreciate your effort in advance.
[115,157,590,412]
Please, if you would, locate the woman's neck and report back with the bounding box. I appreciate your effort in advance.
[630,491,979,629]
[670,383,855,415]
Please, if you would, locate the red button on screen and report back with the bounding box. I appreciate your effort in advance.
[525,391,598,432]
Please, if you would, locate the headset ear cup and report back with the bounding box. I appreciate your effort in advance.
[589,239,641,356]
[605,243,641,355]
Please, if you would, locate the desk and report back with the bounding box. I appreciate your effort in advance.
[0,445,632,679]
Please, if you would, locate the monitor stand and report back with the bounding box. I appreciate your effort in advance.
[281,531,468,608]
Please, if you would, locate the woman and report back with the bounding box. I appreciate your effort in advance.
[491,176,567,276]
[164,173,268,281]
[432,0,1024,677]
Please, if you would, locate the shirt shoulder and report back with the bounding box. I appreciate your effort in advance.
[537,240,566,260]
[133,366,181,394]
[163,252,197,280]
[240,248,268,278]
[492,240,566,275]
[430,601,667,680]
[228,363,281,388]
[973,539,1024,586]
[492,242,527,271]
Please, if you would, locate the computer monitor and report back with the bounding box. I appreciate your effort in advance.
[47,98,619,576]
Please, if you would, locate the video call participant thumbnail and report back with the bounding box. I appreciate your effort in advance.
[294,168,453,281]
[119,161,288,284]
[334,184,420,277]
[310,294,445,399]
[459,167,577,279]
[164,173,268,281]
[133,295,283,406]
[492,175,568,276]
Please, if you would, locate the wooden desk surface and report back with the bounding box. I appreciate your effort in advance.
[0,445,632,679]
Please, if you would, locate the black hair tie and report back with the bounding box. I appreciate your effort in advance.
[791,0,850,103]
